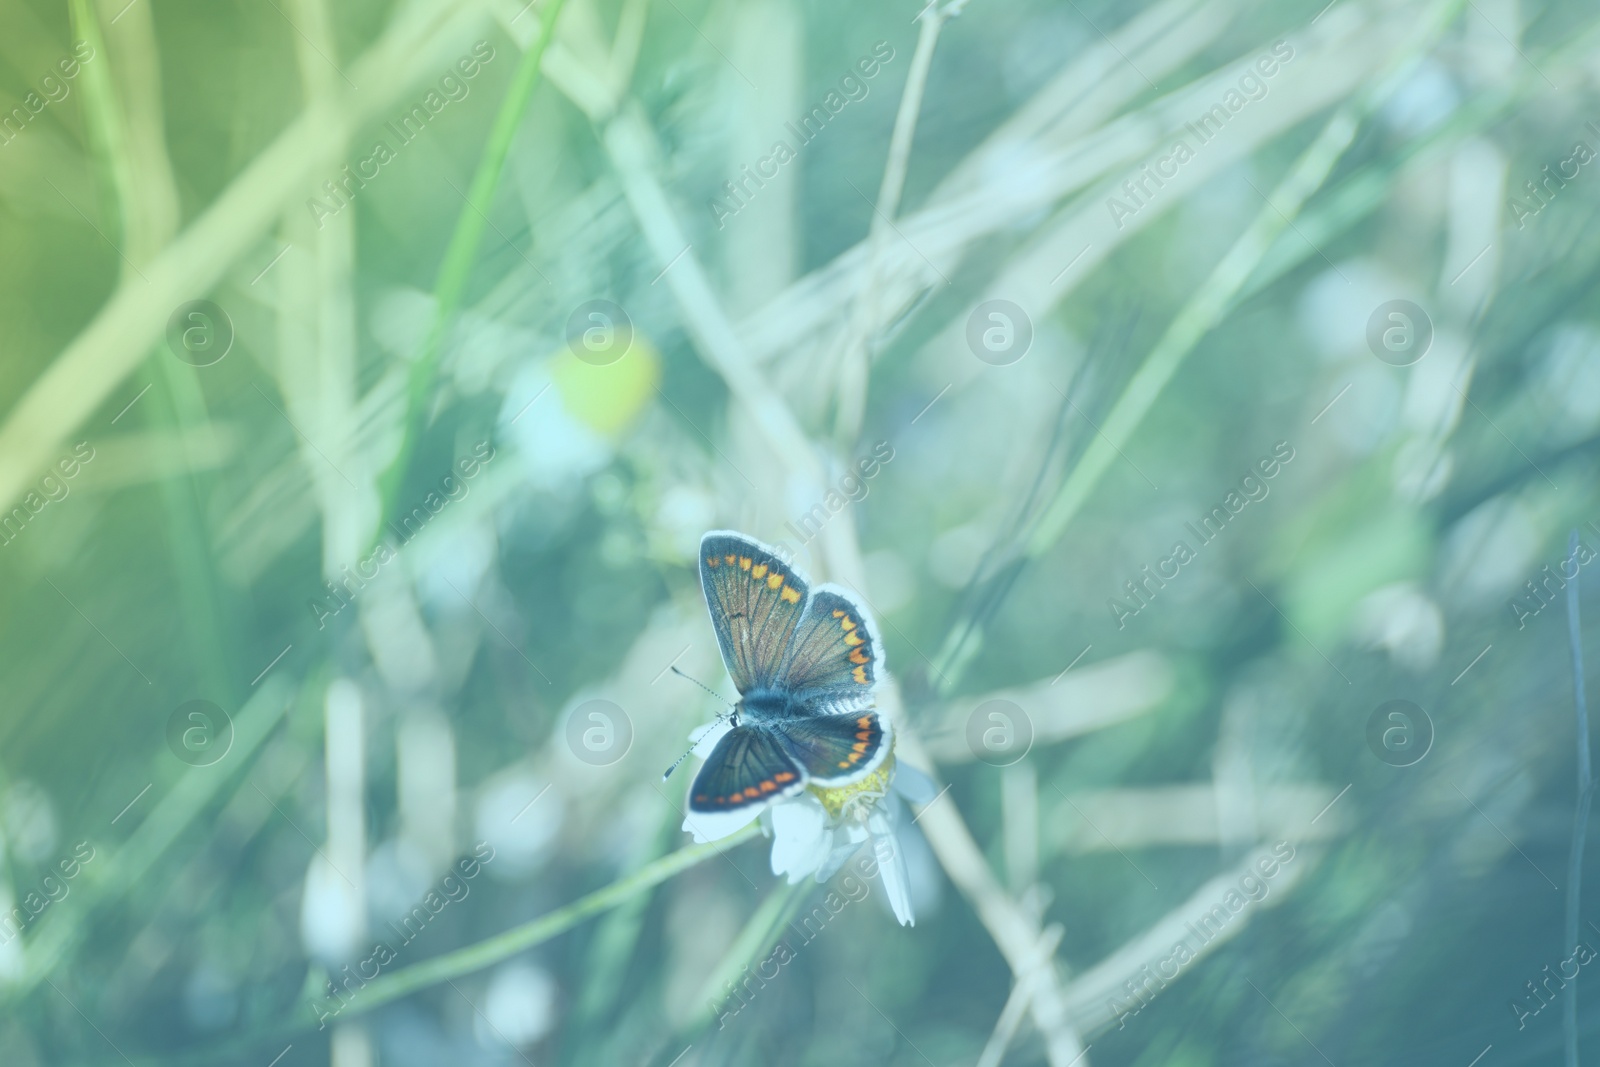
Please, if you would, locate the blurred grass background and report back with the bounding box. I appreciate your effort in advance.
[1,0,1600,1064]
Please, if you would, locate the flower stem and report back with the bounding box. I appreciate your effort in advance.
[686,878,808,1033]
[311,822,759,1021]
[131,823,759,1065]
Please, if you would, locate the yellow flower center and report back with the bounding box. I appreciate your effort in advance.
[810,751,895,821]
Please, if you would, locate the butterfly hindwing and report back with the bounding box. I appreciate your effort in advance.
[687,725,807,815]
[699,532,811,693]
[777,586,882,711]
[772,710,890,786]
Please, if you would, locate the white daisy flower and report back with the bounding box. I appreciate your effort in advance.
[680,719,936,927]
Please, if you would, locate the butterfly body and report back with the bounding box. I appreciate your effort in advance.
[684,531,890,837]
[737,688,808,722]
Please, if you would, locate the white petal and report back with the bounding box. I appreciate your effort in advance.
[689,719,733,757]
[769,797,831,884]
[873,830,915,927]
[816,838,863,882]
[681,802,763,843]
[866,805,896,837]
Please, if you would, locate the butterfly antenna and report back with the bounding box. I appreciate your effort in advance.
[671,666,735,708]
[661,746,696,782]
[661,700,739,782]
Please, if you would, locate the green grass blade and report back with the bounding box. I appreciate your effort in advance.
[1025,0,1467,560]
[375,0,570,540]
[102,821,761,1067]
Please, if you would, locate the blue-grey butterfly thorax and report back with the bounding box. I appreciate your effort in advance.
[738,688,807,722]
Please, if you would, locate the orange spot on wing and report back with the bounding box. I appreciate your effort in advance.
[780,586,801,604]
[759,780,777,793]
[751,563,768,579]
[767,572,784,590]
[832,609,845,617]
[774,771,796,783]
[852,741,868,753]
[848,649,869,664]
[837,760,852,768]
[852,665,869,684]
[706,556,720,568]
[739,556,752,570]
[844,631,863,646]
[856,731,872,741]
[857,716,871,727]
[840,616,857,631]
[724,554,737,565]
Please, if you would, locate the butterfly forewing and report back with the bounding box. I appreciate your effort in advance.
[773,710,889,786]
[688,725,807,813]
[699,532,810,693]
[692,534,891,817]
[778,587,882,711]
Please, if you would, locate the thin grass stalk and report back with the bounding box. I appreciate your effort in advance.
[977,924,1066,1067]
[608,0,651,90]
[897,723,1088,1066]
[741,3,1358,373]
[1058,842,1315,1032]
[1239,17,1600,309]
[601,104,826,487]
[375,0,570,543]
[146,363,241,704]
[66,0,128,263]
[928,0,1212,201]
[1565,528,1592,1067]
[832,2,949,444]
[293,823,761,1043]
[684,877,808,1034]
[1025,0,1467,561]
[0,0,478,515]
[93,0,182,264]
[284,0,378,598]
[588,67,1090,1064]
[95,822,762,1067]
[10,676,294,1003]
[64,0,250,962]
[92,702,322,1012]
[567,810,681,1047]
[68,0,240,705]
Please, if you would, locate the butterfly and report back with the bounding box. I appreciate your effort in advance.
[682,531,890,839]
